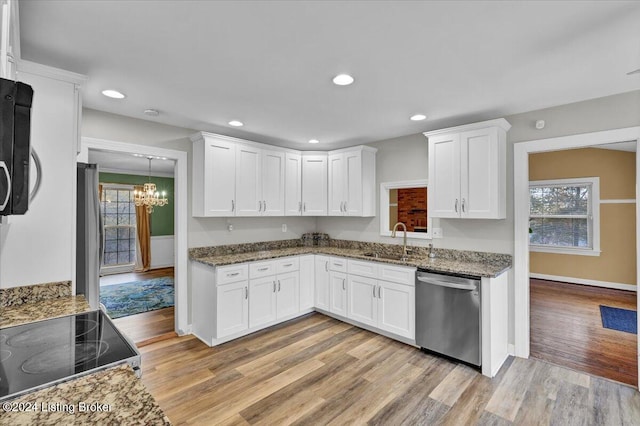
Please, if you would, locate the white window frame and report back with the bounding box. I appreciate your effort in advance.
[380,180,432,240]
[529,177,600,256]
[100,183,138,274]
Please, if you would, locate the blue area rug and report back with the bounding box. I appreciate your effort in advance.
[600,305,637,334]
[100,276,174,319]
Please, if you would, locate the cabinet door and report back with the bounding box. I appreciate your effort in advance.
[329,271,348,317]
[428,133,461,218]
[216,281,249,338]
[262,150,285,216]
[314,255,330,310]
[377,280,415,339]
[347,275,378,327]
[284,153,302,216]
[344,150,363,216]
[327,153,345,216]
[276,271,299,319]
[301,155,328,216]
[204,139,236,216]
[249,276,277,328]
[299,255,315,310]
[460,127,502,219]
[235,144,262,216]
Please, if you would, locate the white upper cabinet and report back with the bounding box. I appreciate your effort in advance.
[284,153,302,216]
[0,0,19,80]
[192,135,236,217]
[236,145,285,216]
[301,154,328,216]
[327,147,377,217]
[235,144,262,216]
[424,118,510,219]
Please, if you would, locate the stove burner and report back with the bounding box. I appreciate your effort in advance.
[0,349,11,362]
[6,319,99,348]
[21,341,110,375]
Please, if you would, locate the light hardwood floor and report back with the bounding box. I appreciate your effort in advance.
[103,267,176,345]
[140,312,640,425]
[530,279,637,387]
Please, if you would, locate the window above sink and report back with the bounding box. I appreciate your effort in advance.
[380,180,432,240]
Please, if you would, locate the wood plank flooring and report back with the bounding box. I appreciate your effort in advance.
[140,312,640,425]
[530,279,637,386]
[104,267,176,345]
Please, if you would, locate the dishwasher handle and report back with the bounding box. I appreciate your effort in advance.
[416,276,477,291]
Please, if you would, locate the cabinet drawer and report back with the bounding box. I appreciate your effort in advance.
[378,264,416,286]
[328,257,347,273]
[276,257,299,274]
[217,264,249,285]
[249,260,276,278]
[347,259,378,278]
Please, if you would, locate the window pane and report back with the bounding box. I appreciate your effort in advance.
[530,185,589,215]
[105,227,117,241]
[530,218,589,248]
[100,186,137,267]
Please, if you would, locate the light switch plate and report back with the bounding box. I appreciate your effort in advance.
[282,224,287,232]
[432,227,443,238]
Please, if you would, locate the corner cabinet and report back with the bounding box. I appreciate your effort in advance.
[328,146,377,217]
[424,118,510,219]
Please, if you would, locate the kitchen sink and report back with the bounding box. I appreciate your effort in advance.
[362,252,409,261]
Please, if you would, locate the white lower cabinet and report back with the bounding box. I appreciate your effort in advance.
[377,280,415,339]
[347,274,415,339]
[276,271,299,318]
[217,281,249,338]
[314,255,331,311]
[249,276,277,328]
[299,255,315,310]
[347,275,378,327]
[329,271,348,317]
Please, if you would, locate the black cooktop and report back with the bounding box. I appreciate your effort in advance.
[0,310,140,401]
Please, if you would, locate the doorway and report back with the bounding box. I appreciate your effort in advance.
[79,137,188,337]
[513,126,640,388]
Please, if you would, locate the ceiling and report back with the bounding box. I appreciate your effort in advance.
[88,150,175,176]
[18,1,640,150]
[595,141,637,152]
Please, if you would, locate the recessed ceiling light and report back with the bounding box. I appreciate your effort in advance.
[144,109,159,116]
[132,153,144,157]
[228,120,244,127]
[101,89,126,99]
[332,74,354,86]
[410,114,427,121]
[308,139,320,144]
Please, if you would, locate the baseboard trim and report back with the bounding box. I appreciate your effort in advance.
[530,273,636,292]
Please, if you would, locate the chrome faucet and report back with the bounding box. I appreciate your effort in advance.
[391,222,408,261]
[428,243,436,259]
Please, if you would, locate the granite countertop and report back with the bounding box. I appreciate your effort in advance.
[0,364,170,425]
[0,295,91,329]
[191,245,511,278]
[0,288,171,424]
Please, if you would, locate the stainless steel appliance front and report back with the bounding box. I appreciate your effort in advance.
[415,271,481,366]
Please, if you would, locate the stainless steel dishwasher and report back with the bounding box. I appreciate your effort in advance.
[415,270,481,367]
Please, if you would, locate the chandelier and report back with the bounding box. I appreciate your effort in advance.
[134,157,168,213]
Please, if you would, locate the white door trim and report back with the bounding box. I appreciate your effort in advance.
[80,137,189,335]
[513,126,640,363]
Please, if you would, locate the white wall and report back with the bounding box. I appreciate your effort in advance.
[151,235,175,269]
[0,66,80,288]
[81,108,317,248]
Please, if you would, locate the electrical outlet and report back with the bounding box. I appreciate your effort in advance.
[432,227,443,238]
[227,224,233,232]
[282,224,287,232]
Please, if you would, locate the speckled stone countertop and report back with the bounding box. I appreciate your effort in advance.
[0,295,91,329]
[190,238,512,278]
[0,364,170,425]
